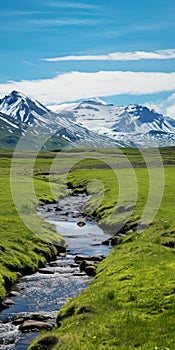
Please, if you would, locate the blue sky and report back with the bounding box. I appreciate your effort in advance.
[0,0,175,116]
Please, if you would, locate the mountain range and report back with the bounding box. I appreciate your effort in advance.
[53,100,175,147]
[0,90,175,149]
[0,91,123,150]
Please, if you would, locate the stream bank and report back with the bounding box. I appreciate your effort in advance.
[0,193,112,349]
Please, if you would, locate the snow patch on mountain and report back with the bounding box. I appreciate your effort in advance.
[50,100,175,147]
[0,90,51,125]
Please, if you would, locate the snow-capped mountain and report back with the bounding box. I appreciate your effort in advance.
[0,91,123,150]
[0,90,51,125]
[53,100,175,147]
[1,91,175,149]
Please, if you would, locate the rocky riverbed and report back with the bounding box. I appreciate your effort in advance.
[0,193,112,349]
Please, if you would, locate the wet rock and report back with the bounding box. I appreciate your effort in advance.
[90,242,101,246]
[47,243,57,260]
[75,254,105,263]
[55,207,62,212]
[38,268,55,274]
[102,235,120,246]
[79,260,98,272]
[70,263,79,268]
[84,265,96,276]
[102,238,111,245]
[111,236,120,246]
[13,317,25,326]
[32,313,52,322]
[57,245,66,254]
[2,298,15,308]
[89,255,105,262]
[59,252,66,257]
[77,221,86,227]
[19,320,52,332]
[16,271,22,280]
[74,255,89,262]
[8,290,20,298]
[49,261,59,267]
[13,313,52,326]
[74,254,105,277]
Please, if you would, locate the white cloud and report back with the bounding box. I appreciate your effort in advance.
[1,11,44,16]
[167,103,175,117]
[42,49,175,62]
[0,17,100,34]
[1,71,175,105]
[146,92,175,118]
[45,1,100,9]
[31,18,100,26]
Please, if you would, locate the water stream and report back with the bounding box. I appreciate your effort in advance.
[0,194,111,349]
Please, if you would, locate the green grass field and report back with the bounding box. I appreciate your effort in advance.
[1,148,175,349]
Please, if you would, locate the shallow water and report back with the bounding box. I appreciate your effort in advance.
[0,195,111,350]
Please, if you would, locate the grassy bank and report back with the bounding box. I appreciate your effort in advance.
[29,148,175,350]
[0,150,65,302]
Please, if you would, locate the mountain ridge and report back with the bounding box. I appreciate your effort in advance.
[0,91,124,150]
[53,99,175,147]
[1,91,175,148]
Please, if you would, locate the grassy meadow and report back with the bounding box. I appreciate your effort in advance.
[1,148,175,349]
